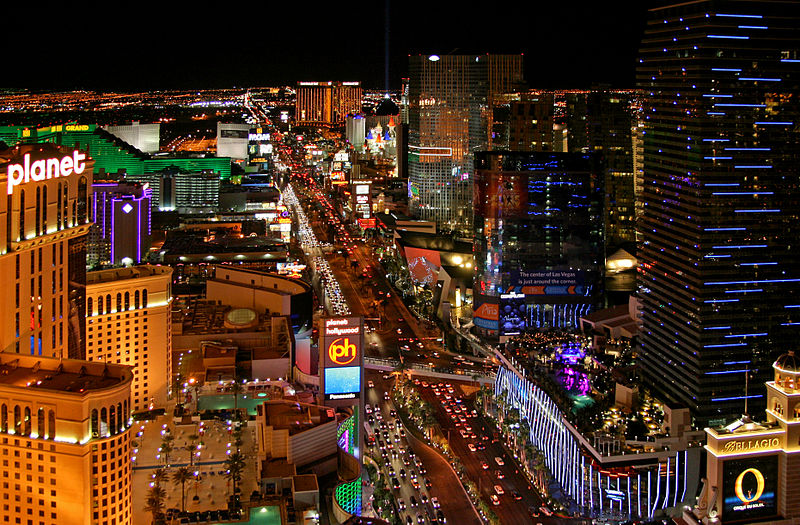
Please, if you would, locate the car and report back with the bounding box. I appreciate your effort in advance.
[476,442,486,450]
[411,479,420,490]
[368,380,374,388]
[431,497,440,508]
[511,490,523,500]
[410,496,418,507]
[540,506,553,516]
[365,404,372,414]
[391,477,401,490]
[417,515,425,524]
[388,465,395,476]
[467,443,477,452]
[403,456,411,466]
[420,494,428,505]
[490,494,500,506]
[367,415,375,425]
[400,428,406,438]
[493,485,504,495]
[494,456,504,466]
[406,516,413,525]
[390,409,397,417]
[397,498,406,510]
[495,470,504,480]
[384,391,390,400]
[481,462,489,470]
[425,478,432,489]
[399,468,406,479]
[436,510,446,523]
[409,469,417,480]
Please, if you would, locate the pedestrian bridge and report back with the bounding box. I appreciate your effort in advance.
[364,356,495,384]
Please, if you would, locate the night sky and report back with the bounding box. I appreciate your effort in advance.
[6,2,648,92]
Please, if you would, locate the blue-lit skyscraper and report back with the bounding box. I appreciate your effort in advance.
[637,1,800,426]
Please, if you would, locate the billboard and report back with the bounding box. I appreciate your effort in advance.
[473,170,528,219]
[403,247,441,286]
[320,317,363,401]
[722,455,778,522]
[499,293,526,336]
[509,269,586,296]
[473,294,499,331]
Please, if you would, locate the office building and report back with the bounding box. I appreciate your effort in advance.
[88,180,151,267]
[0,353,133,525]
[296,82,362,126]
[636,0,800,426]
[472,151,604,338]
[0,143,92,360]
[85,265,172,412]
[124,169,219,213]
[216,122,250,161]
[407,54,524,234]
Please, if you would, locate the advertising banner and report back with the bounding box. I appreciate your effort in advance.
[473,295,499,331]
[509,269,585,296]
[722,455,778,522]
[499,293,526,336]
[320,317,363,401]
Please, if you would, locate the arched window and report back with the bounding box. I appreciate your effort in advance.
[56,183,62,231]
[48,410,55,440]
[77,176,88,224]
[18,190,25,240]
[109,405,116,435]
[42,185,47,233]
[124,292,130,311]
[100,407,107,437]
[117,402,123,431]
[37,408,45,438]
[62,182,68,229]
[13,406,21,434]
[72,201,76,226]
[143,289,148,308]
[35,187,41,236]
[134,290,140,309]
[98,296,103,315]
[23,407,31,436]
[87,297,93,317]
[124,400,128,422]
[105,294,111,314]
[90,409,98,437]
[116,293,122,313]
[1,404,7,433]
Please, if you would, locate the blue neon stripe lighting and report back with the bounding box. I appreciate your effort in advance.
[755,121,793,125]
[704,255,731,258]
[711,245,767,248]
[715,13,762,18]
[704,228,745,231]
[738,25,768,29]
[705,156,733,159]
[703,139,730,142]
[724,333,767,337]
[711,68,742,72]
[703,299,739,303]
[703,94,733,97]
[712,395,763,402]
[708,112,726,115]
[706,369,749,375]
[703,343,747,348]
[784,305,800,308]
[712,192,773,195]
[740,262,777,266]
[740,78,781,81]
[707,35,750,39]
[734,165,772,168]
[724,147,770,151]
[705,278,800,285]
[735,209,780,213]
[705,183,739,186]
[724,361,751,365]
[714,103,765,107]
[704,326,731,330]
[724,289,763,293]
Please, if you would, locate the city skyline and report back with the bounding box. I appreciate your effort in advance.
[5,2,647,91]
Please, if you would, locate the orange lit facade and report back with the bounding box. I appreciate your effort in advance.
[85,266,173,412]
[296,82,362,126]
[0,354,133,525]
[0,143,92,361]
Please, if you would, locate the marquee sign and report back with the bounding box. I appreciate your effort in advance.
[722,456,778,521]
[320,317,363,402]
[6,151,86,195]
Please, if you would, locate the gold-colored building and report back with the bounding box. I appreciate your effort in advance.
[85,265,173,412]
[0,143,93,360]
[0,353,133,525]
[688,351,800,524]
[296,82,362,126]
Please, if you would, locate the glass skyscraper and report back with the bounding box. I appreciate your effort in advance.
[637,0,800,426]
[407,54,523,235]
[472,151,604,338]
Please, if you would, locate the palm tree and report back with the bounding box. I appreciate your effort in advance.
[224,451,246,499]
[143,485,166,523]
[172,466,193,512]
[186,434,200,466]
[152,468,169,488]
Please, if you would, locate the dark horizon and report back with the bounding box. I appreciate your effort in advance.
[3,3,647,93]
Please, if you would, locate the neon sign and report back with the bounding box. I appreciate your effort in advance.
[7,151,86,195]
[328,337,357,365]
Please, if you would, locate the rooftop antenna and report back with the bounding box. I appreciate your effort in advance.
[743,366,751,421]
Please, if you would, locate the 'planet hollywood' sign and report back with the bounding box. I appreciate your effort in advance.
[6,151,86,195]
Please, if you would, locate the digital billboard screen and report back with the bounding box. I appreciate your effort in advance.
[722,455,778,522]
[499,293,526,336]
[324,366,361,400]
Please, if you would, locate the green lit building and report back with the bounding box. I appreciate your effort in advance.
[0,124,232,179]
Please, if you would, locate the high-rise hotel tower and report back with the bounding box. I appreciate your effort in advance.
[637,1,800,426]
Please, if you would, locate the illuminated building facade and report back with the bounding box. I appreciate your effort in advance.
[472,151,604,337]
[123,169,219,213]
[688,350,800,524]
[0,143,92,360]
[103,121,160,154]
[89,181,151,266]
[0,353,133,525]
[407,54,524,234]
[636,0,800,426]
[296,82,362,126]
[495,365,703,522]
[85,266,173,412]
